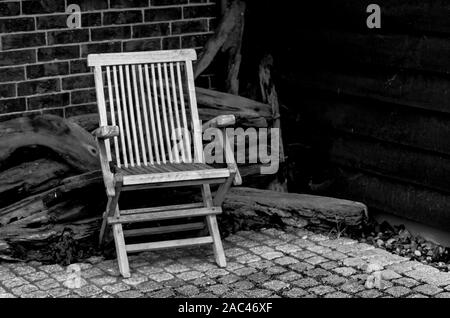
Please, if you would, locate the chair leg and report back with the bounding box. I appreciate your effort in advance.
[99,180,123,246]
[206,214,227,267]
[112,223,130,278]
[202,185,226,267]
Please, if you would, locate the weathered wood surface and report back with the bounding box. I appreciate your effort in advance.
[222,187,367,231]
[0,115,99,172]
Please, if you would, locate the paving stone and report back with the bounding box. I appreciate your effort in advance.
[386,261,418,274]
[90,276,118,286]
[217,274,240,285]
[413,284,443,296]
[235,254,261,264]
[207,284,229,296]
[194,263,217,272]
[191,277,216,287]
[248,272,271,283]
[176,285,200,297]
[435,292,450,298]
[162,278,186,289]
[117,290,143,298]
[262,280,290,292]
[0,271,16,281]
[135,281,162,293]
[405,268,450,286]
[102,283,131,294]
[81,267,104,279]
[290,250,316,260]
[233,267,257,276]
[276,271,303,282]
[385,286,411,297]
[322,275,348,286]
[0,293,16,298]
[392,277,420,288]
[24,271,49,282]
[307,245,333,255]
[164,264,190,274]
[275,244,302,254]
[175,270,204,281]
[291,239,316,248]
[3,277,28,288]
[320,261,340,270]
[264,266,287,275]
[231,280,255,291]
[288,262,314,273]
[305,256,328,265]
[35,278,60,290]
[324,291,351,298]
[122,274,148,286]
[333,267,357,277]
[304,268,332,278]
[264,239,285,247]
[245,289,272,298]
[21,290,49,298]
[407,294,428,298]
[380,269,402,280]
[11,265,36,275]
[224,247,247,257]
[274,256,298,266]
[73,285,102,297]
[148,288,175,298]
[39,265,64,274]
[292,278,319,288]
[48,287,71,298]
[342,257,368,269]
[205,268,229,278]
[148,272,174,282]
[248,260,274,269]
[323,251,347,261]
[250,246,276,255]
[357,289,383,298]
[282,288,307,298]
[235,240,260,248]
[339,282,365,294]
[309,285,336,296]
[12,284,39,296]
[260,251,284,260]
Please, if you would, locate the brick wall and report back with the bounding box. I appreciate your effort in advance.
[0,0,218,120]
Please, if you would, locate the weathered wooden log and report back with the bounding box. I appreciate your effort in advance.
[0,159,72,208]
[222,187,367,232]
[0,115,99,172]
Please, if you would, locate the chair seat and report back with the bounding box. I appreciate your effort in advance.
[116,162,230,186]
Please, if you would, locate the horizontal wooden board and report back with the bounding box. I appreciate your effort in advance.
[336,168,450,230]
[301,94,450,156]
[298,69,450,114]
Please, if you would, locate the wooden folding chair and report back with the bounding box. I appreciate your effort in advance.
[88,49,241,278]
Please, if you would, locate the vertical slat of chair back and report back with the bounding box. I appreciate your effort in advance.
[88,50,201,169]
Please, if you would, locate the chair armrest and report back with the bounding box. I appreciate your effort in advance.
[202,115,235,131]
[93,125,119,140]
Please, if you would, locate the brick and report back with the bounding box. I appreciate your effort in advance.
[151,0,188,5]
[18,79,60,96]
[70,60,89,74]
[71,0,108,11]
[27,93,70,110]
[22,0,65,15]
[91,26,131,41]
[183,4,217,19]
[81,42,122,57]
[62,74,94,90]
[0,83,16,98]
[82,13,102,27]
[0,98,26,113]
[104,10,143,25]
[38,45,80,62]
[123,39,161,52]
[0,17,35,33]
[132,23,170,38]
[0,67,25,83]
[0,50,36,67]
[27,62,69,79]
[172,19,208,34]
[110,0,149,8]
[145,8,182,22]
[36,14,68,30]
[0,2,20,17]
[48,30,89,45]
[2,33,46,50]
[161,36,179,50]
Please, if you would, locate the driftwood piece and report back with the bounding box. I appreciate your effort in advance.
[194,0,246,88]
[0,115,99,172]
[0,159,72,208]
[222,187,368,231]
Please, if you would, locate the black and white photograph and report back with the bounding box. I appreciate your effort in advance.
[0,0,449,307]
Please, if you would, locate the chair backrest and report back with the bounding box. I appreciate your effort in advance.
[88,49,203,169]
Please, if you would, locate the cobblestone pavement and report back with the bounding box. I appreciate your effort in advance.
[1,228,450,298]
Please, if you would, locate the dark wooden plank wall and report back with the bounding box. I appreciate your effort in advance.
[262,0,450,230]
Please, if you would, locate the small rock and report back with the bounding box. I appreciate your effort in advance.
[414,250,422,257]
